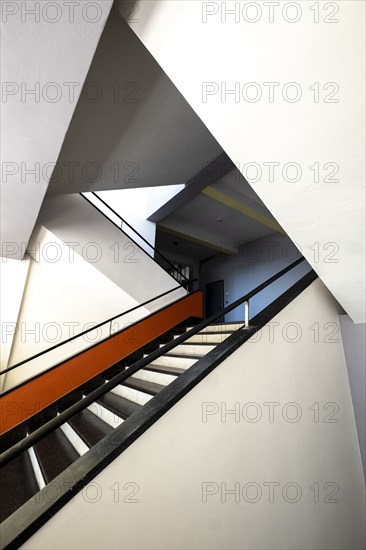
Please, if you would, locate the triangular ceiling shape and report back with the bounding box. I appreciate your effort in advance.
[119,1,365,323]
[46,8,222,196]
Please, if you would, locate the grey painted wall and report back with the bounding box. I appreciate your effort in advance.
[47,9,221,196]
[158,246,200,290]
[200,232,312,321]
[339,315,366,480]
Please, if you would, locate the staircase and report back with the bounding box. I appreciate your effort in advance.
[0,259,316,549]
[0,321,241,525]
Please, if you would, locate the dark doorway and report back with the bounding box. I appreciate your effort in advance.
[205,280,224,322]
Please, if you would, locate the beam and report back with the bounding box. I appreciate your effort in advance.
[148,152,234,222]
[157,225,237,255]
[201,187,285,234]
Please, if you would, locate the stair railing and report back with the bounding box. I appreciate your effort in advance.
[0,256,308,467]
[80,192,193,289]
[0,281,197,394]
[0,191,197,392]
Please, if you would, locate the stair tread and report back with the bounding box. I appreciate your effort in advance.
[162,352,204,360]
[182,335,231,345]
[161,350,203,362]
[98,392,142,420]
[68,409,113,447]
[166,344,215,357]
[144,363,186,376]
[188,331,234,335]
[131,369,177,385]
[180,342,218,346]
[111,385,152,406]
[187,323,243,327]
[123,377,165,396]
[0,451,39,523]
[162,341,216,348]
[150,356,197,368]
[186,323,244,333]
[33,427,80,484]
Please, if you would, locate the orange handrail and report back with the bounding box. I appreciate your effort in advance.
[0,291,203,435]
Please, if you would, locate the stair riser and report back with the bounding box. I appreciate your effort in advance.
[150,356,197,369]
[180,334,231,344]
[165,344,215,357]
[186,323,243,333]
[131,370,177,385]
[111,385,152,406]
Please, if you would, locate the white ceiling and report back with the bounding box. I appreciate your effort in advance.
[159,191,276,252]
[125,0,365,323]
[157,169,281,260]
[156,229,219,263]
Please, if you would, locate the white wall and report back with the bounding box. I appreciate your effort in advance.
[22,279,365,550]
[339,315,366,480]
[2,192,187,391]
[146,184,185,218]
[3,225,150,391]
[90,189,157,256]
[84,186,184,256]
[0,256,30,373]
[124,0,365,323]
[201,232,312,321]
[37,194,186,310]
[1,0,113,258]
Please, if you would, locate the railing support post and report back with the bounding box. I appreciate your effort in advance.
[244,301,249,328]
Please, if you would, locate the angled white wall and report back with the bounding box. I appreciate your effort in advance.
[0,256,31,390]
[22,279,365,549]
[123,0,365,322]
[3,225,151,391]
[83,186,184,256]
[2,192,187,391]
[37,194,185,309]
[339,315,366,479]
[1,0,113,259]
[83,190,157,256]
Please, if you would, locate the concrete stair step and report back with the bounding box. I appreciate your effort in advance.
[165,343,215,357]
[150,355,197,369]
[111,384,152,406]
[186,323,244,333]
[178,332,232,344]
[130,369,178,386]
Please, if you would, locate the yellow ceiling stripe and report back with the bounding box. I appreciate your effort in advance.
[201,186,285,234]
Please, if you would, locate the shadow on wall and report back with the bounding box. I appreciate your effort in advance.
[339,315,366,482]
[116,0,163,36]
[47,0,221,196]
[116,0,149,31]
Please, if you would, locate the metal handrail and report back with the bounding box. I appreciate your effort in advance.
[82,192,191,285]
[0,256,306,467]
[0,283,196,377]
[2,193,198,377]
